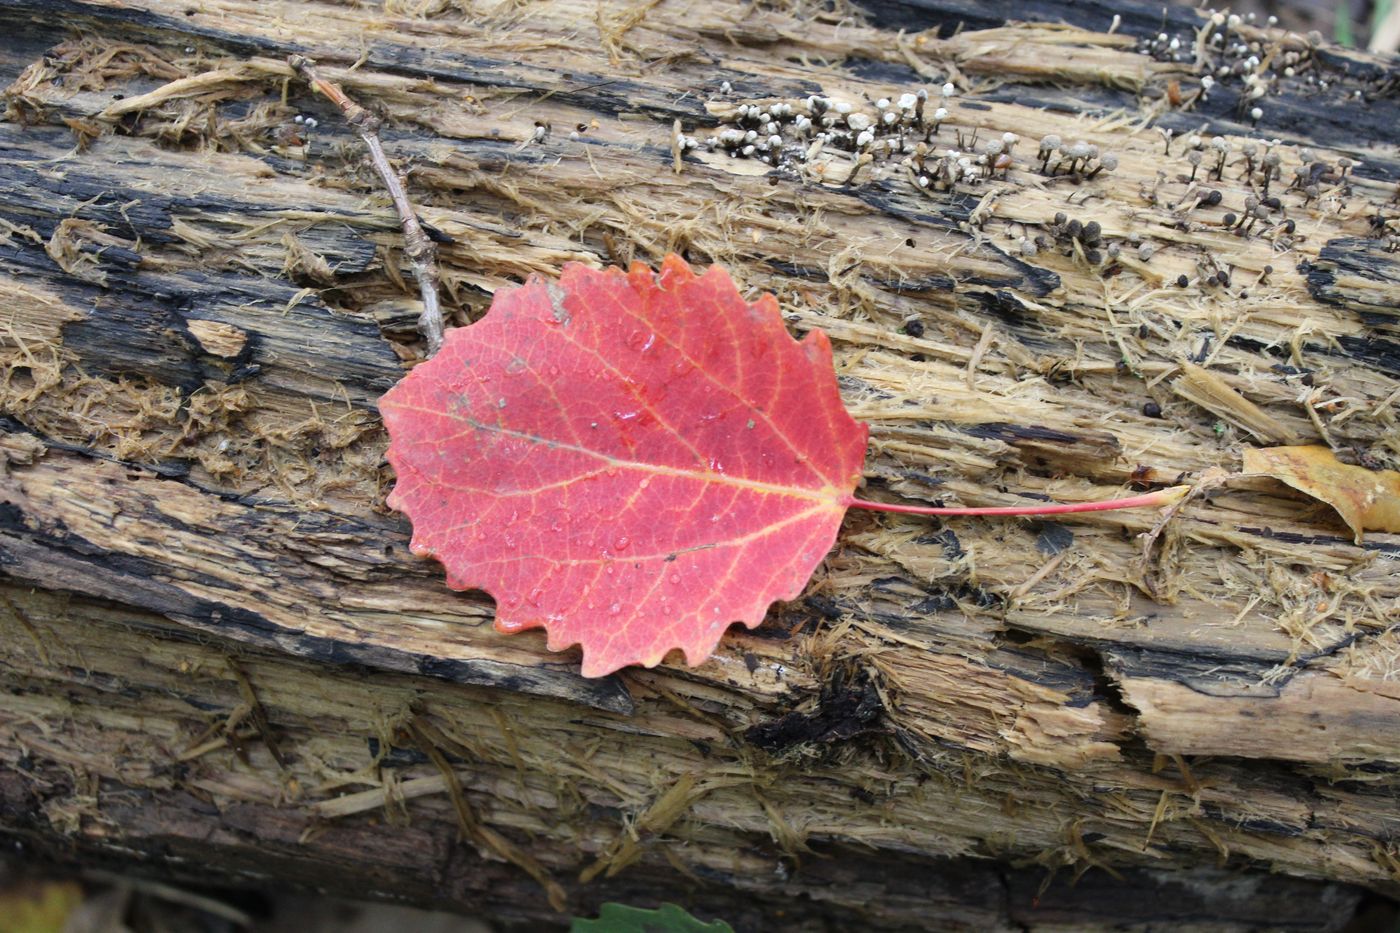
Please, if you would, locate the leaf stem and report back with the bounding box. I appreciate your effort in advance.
[844,485,1190,517]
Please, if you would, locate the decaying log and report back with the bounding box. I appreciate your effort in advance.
[1,0,1398,928]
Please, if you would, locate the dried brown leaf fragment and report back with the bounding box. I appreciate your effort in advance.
[1243,445,1400,544]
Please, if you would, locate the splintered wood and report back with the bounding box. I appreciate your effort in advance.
[0,0,1397,928]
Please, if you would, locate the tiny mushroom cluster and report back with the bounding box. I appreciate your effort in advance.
[699,85,955,180]
[1162,133,1355,240]
[1139,8,1359,126]
[695,83,1118,197]
[679,12,1376,285]
[1022,212,1157,267]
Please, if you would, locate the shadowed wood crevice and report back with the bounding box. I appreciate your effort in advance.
[0,584,1381,930]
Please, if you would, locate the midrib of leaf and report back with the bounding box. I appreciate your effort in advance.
[434,410,849,506]
[467,417,840,504]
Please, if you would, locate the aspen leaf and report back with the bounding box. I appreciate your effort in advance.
[381,255,867,676]
[1242,445,1400,544]
[381,255,1186,676]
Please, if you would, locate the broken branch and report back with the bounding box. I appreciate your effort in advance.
[287,55,445,356]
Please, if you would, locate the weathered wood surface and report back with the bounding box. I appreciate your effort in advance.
[1,0,1399,928]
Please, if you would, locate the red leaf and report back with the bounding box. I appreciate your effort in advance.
[382,255,1188,676]
[381,255,868,676]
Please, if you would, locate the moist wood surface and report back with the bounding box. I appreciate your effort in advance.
[1,0,1398,928]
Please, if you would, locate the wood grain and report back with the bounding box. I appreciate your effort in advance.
[1,0,1398,927]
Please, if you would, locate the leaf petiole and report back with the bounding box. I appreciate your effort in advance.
[844,485,1190,517]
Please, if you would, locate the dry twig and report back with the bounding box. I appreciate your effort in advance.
[288,55,445,355]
